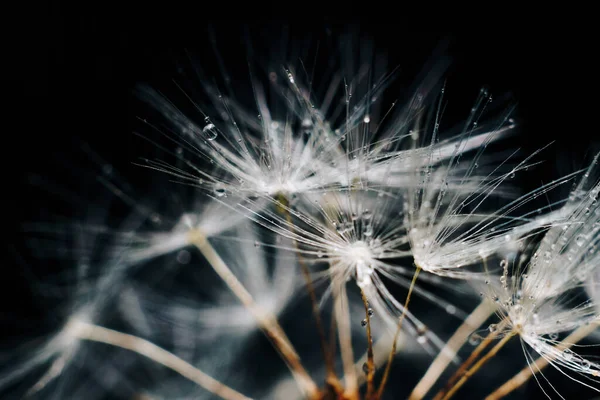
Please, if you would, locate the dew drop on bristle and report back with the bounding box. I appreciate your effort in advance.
[214,183,226,197]
[202,117,218,141]
[361,319,367,327]
[362,209,373,220]
[417,334,427,344]
[488,324,498,333]
[368,308,374,316]
[362,362,369,374]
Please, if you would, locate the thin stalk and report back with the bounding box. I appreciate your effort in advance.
[375,266,421,399]
[360,289,376,398]
[433,320,508,400]
[279,195,339,384]
[442,332,515,400]
[334,282,359,400]
[188,229,318,398]
[409,300,495,400]
[68,319,252,400]
[486,323,599,400]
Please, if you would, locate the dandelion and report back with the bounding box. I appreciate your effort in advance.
[434,157,600,399]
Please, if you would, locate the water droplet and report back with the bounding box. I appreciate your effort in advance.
[563,348,574,361]
[488,324,498,333]
[576,235,585,247]
[500,259,508,268]
[417,334,427,344]
[202,117,217,140]
[445,305,457,315]
[213,184,226,197]
[368,308,374,316]
[363,115,371,123]
[177,250,191,264]
[361,319,367,327]
[468,333,481,346]
[362,209,373,220]
[549,332,559,340]
[362,362,370,374]
[582,359,591,370]
[254,241,260,248]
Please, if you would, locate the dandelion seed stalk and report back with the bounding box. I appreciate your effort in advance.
[68,320,252,400]
[187,228,318,398]
[360,289,376,398]
[375,265,421,399]
[442,332,516,400]
[433,320,509,400]
[486,322,599,400]
[277,194,340,389]
[410,299,495,400]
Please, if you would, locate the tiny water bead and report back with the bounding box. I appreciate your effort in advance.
[202,117,218,141]
[488,323,498,333]
[177,250,191,264]
[469,333,481,346]
[362,362,370,374]
[361,319,367,327]
[213,183,227,197]
[368,308,374,316]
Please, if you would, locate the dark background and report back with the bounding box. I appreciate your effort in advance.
[3,4,599,399]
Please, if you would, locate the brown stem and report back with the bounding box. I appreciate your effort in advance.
[433,320,508,400]
[409,300,495,400]
[67,320,252,400]
[188,229,318,398]
[375,266,421,399]
[279,195,338,384]
[442,332,515,400]
[485,323,599,400]
[360,289,376,398]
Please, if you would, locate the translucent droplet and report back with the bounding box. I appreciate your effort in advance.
[468,333,481,346]
[576,235,585,247]
[417,334,427,344]
[254,241,260,248]
[202,117,217,140]
[363,115,371,123]
[582,359,591,370]
[549,332,559,340]
[177,250,191,264]
[563,348,574,361]
[362,209,373,220]
[213,184,226,197]
[488,323,498,333]
[445,305,457,315]
[368,308,374,316]
[361,319,367,327]
[500,259,508,268]
[362,362,369,374]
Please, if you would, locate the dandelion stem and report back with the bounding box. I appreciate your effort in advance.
[442,331,515,400]
[188,229,318,398]
[278,194,339,387]
[433,320,508,400]
[485,323,599,400]
[334,282,359,399]
[68,319,252,400]
[360,289,376,398]
[409,300,495,400]
[376,265,421,399]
